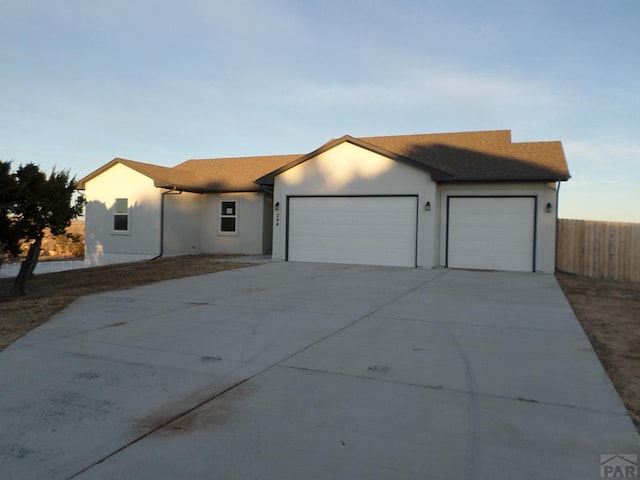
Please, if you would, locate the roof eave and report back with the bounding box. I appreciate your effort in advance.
[155,182,263,194]
[436,175,570,183]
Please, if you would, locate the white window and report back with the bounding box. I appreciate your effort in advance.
[113,198,129,232]
[220,200,237,234]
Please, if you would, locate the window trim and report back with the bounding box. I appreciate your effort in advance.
[218,199,238,236]
[112,197,130,235]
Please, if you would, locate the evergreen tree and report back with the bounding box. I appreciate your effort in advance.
[0,162,84,295]
[0,161,22,267]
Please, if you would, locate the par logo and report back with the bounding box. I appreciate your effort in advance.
[601,454,638,478]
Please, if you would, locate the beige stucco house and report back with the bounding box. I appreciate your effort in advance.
[77,129,570,272]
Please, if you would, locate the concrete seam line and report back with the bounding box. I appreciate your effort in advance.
[11,303,206,351]
[372,313,580,333]
[273,269,451,368]
[282,364,626,416]
[65,374,263,479]
[206,263,356,305]
[67,268,449,479]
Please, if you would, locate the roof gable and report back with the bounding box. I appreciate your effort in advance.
[257,130,570,184]
[256,135,455,185]
[76,158,182,189]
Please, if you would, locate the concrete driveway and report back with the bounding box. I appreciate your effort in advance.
[1,262,638,479]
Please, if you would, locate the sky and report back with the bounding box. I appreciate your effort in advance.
[1,0,639,222]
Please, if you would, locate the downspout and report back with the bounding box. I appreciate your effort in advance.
[150,188,181,261]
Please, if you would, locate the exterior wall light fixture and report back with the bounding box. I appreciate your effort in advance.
[545,202,552,213]
[425,201,431,211]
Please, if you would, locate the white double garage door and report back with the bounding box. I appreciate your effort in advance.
[287,196,536,272]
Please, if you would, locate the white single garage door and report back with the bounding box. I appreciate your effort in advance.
[288,196,417,267]
[447,196,535,272]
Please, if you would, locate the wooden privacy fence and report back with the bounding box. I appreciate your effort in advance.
[556,219,640,282]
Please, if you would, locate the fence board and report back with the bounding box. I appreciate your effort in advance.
[556,219,640,282]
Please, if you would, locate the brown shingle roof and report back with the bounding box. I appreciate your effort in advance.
[256,129,569,184]
[77,129,569,192]
[77,155,301,192]
[172,154,301,192]
[362,129,514,154]
[362,131,569,181]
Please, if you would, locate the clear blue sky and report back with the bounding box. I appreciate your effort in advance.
[2,0,639,222]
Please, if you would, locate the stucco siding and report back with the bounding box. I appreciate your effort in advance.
[83,163,161,266]
[163,192,203,256]
[201,192,268,254]
[272,142,437,266]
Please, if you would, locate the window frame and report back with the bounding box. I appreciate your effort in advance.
[112,197,130,234]
[218,199,238,236]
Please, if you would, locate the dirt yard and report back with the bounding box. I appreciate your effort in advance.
[0,255,253,351]
[0,259,638,433]
[556,273,640,432]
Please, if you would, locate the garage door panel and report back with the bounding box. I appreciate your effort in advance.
[448,197,535,272]
[288,197,417,267]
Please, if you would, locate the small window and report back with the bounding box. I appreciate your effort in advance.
[220,200,237,233]
[114,198,129,231]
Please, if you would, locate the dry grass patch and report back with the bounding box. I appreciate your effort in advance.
[556,273,640,433]
[0,255,253,351]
